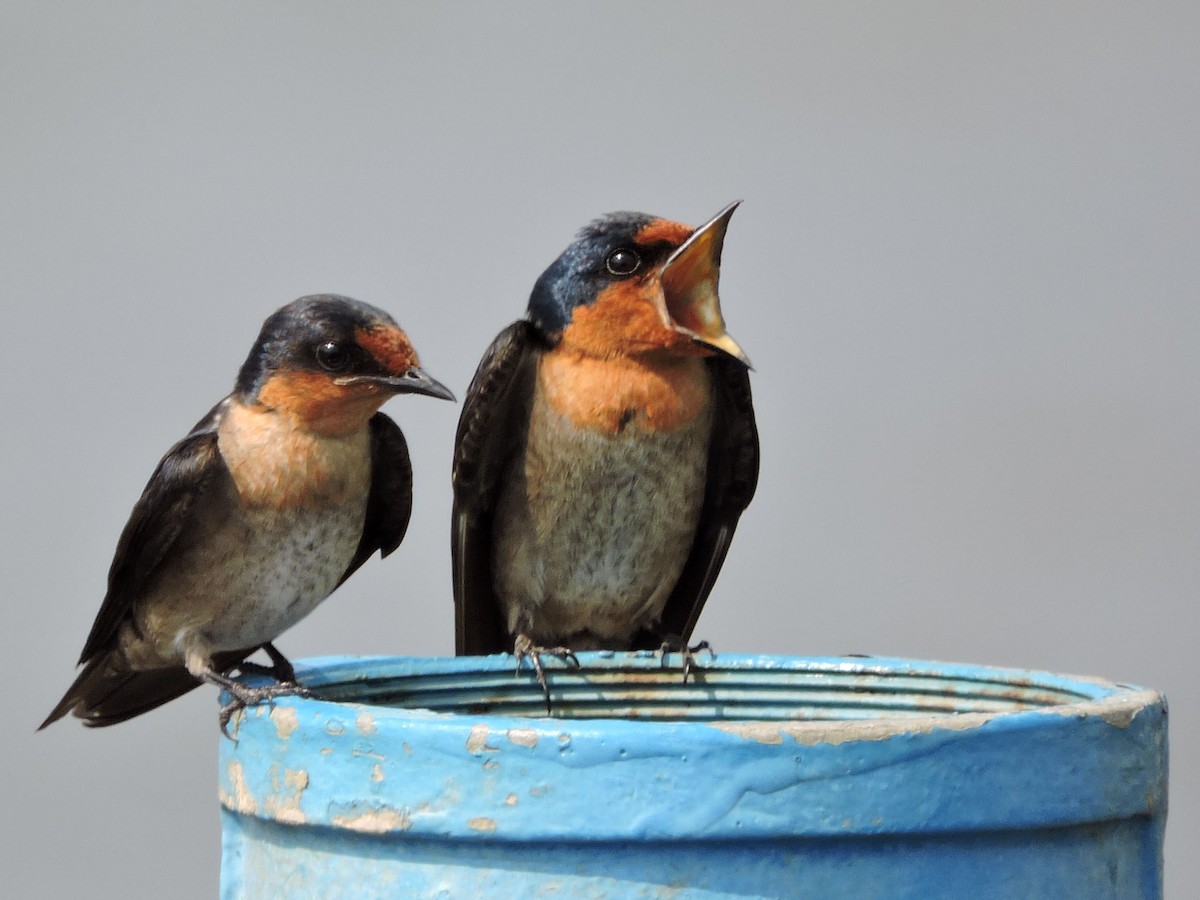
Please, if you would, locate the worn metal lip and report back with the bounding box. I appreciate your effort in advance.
[219,654,1167,841]
[247,652,1159,737]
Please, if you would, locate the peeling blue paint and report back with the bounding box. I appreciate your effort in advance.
[219,654,1166,898]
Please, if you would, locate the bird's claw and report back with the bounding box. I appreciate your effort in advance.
[513,634,579,713]
[217,680,311,740]
[658,639,715,683]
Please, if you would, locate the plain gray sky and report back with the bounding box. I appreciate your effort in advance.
[3,2,1196,896]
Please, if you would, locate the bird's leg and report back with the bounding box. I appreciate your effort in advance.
[513,633,579,714]
[235,642,299,684]
[658,637,716,684]
[198,667,311,739]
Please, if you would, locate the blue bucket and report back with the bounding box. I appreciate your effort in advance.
[218,654,1166,898]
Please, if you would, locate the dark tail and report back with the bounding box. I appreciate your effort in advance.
[39,648,250,729]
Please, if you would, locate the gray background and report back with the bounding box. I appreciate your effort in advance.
[2,3,1195,896]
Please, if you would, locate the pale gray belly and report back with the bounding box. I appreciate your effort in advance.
[132,493,368,664]
[492,406,712,647]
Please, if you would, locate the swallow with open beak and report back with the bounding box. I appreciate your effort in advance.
[452,204,759,699]
[41,294,454,734]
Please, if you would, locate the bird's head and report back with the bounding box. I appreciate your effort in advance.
[236,294,454,435]
[527,202,749,367]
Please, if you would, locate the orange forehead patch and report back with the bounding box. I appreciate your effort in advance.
[355,325,417,376]
[634,218,693,249]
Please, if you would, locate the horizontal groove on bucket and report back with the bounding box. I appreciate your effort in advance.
[303,658,1094,722]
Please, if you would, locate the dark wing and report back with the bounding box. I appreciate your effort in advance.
[337,412,413,587]
[40,647,255,730]
[451,321,543,655]
[78,400,232,665]
[645,355,760,648]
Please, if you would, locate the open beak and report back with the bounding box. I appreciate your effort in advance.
[659,201,750,367]
[335,367,457,401]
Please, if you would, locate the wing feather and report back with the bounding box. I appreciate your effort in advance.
[649,355,759,647]
[450,321,543,654]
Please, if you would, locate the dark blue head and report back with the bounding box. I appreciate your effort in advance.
[524,204,749,365]
[234,294,454,403]
[527,212,664,340]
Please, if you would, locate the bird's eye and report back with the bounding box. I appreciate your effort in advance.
[605,248,641,276]
[315,341,349,372]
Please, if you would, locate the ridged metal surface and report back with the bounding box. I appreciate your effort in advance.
[219,654,1167,899]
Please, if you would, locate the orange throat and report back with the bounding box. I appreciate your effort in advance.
[256,369,387,437]
[217,400,373,509]
[538,348,710,435]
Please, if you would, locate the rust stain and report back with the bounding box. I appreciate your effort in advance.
[332,807,412,834]
[507,728,539,748]
[467,817,497,832]
[220,760,257,815]
[271,706,299,740]
[466,723,499,754]
[355,713,378,736]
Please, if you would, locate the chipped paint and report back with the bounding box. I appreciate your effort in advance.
[1069,691,1161,729]
[219,760,257,815]
[710,712,999,746]
[263,767,309,825]
[331,806,413,834]
[271,705,299,740]
[466,723,498,754]
[507,728,539,748]
[218,650,1165,896]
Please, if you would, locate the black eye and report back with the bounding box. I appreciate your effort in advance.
[605,247,641,276]
[315,341,349,372]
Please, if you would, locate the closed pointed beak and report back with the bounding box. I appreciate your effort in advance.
[335,367,456,401]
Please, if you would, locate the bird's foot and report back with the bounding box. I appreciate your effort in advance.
[513,634,579,714]
[217,681,312,739]
[200,669,311,739]
[658,638,715,683]
[235,642,297,684]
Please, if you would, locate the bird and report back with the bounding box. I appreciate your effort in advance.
[41,294,454,734]
[451,203,759,698]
